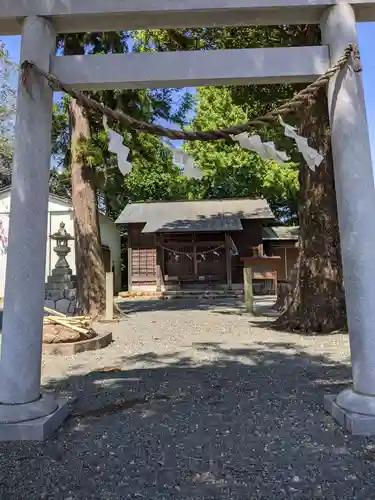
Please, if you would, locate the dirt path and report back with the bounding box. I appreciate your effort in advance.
[1,300,374,500]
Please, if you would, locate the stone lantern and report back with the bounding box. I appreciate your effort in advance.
[50,222,74,275]
[45,222,77,314]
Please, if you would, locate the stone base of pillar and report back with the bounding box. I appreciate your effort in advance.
[325,393,375,436]
[0,395,71,441]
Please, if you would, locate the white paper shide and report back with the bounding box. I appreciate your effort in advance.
[103,116,133,176]
[231,132,290,165]
[168,143,204,180]
[231,118,324,172]
[279,116,324,171]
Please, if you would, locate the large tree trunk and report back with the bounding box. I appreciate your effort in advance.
[69,100,106,317]
[65,35,106,318]
[275,87,346,333]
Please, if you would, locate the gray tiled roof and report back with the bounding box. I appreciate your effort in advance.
[262,226,300,240]
[116,198,274,233]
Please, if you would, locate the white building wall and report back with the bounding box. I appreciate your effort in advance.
[0,190,122,297]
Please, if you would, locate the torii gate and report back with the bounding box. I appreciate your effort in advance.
[0,0,374,440]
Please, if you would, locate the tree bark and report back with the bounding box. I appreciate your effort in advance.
[64,34,106,318]
[275,87,346,333]
[69,100,106,317]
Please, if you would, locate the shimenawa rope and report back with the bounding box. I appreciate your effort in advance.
[20,44,360,142]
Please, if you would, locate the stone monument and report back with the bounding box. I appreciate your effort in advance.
[45,222,77,315]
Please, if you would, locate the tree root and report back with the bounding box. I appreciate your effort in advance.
[274,304,347,334]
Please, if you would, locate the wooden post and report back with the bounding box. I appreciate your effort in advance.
[193,233,198,278]
[160,244,165,289]
[127,230,132,292]
[284,247,288,280]
[105,272,114,321]
[243,265,254,313]
[225,233,232,290]
[156,236,162,292]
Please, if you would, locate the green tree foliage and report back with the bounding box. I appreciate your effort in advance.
[52,33,195,220]
[184,87,299,221]
[134,27,308,222]
[78,97,193,217]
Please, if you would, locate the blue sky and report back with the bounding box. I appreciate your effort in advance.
[1,25,375,164]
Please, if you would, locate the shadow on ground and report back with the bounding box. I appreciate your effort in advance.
[1,342,375,499]
[117,298,243,314]
[117,297,275,315]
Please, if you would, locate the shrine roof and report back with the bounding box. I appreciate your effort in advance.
[262,226,299,241]
[116,198,274,233]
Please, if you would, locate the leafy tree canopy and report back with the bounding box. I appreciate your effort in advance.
[51,33,195,219]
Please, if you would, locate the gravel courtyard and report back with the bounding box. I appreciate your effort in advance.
[1,299,375,499]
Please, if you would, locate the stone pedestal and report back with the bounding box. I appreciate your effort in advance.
[0,16,70,441]
[45,287,77,315]
[321,4,375,434]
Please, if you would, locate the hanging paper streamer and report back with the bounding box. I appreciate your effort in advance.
[167,142,204,180]
[279,116,324,172]
[228,236,239,257]
[103,117,132,176]
[231,133,290,165]
[0,219,8,256]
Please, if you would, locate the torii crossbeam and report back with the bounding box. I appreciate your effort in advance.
[1,0,375,33]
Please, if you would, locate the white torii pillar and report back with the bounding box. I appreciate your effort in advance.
[0,16,69,440]
[321,4,375,434]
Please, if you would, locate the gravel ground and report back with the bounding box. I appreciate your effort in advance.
[1,298,375,500]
